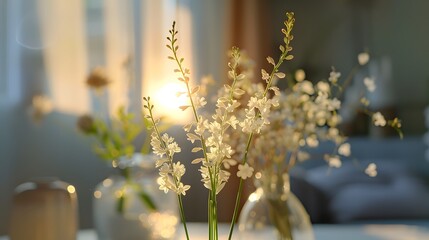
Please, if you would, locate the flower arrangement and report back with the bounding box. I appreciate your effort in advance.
[142,11,402,240]
[77,68,171,214]
[143,12,293,239]
[218,36,402,240]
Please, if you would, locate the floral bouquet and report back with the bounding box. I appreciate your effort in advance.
[77,70,170,214]
[142,11,402,240]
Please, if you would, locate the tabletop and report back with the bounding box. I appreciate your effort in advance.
[2,222,429,240]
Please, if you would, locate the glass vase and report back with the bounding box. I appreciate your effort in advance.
[238,172,314,240]
[93,153,178,240]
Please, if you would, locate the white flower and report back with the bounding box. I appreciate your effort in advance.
[199,166,211,188]
[223,158,237,169]
[373,112,386,126]
[240,118,253,133]
[155,158,169,168]
[225,100,240,112]
[329,70,341,84]
[175,182,191,196]
[365,163,377,177]
[299,81,314,95]
[32,95,53,116]
[328,127,339,138]
[172,162,186,178]
[316,81,330,93]
[195,116,209,136]
[167,142,181,155]
[158,177,170,193]
[227,115,239,129]
[328,115,342,127]
[306,135,319,148]
[364,77,376,92]
[240,96,272,133]
[295,69,306,82]
[358,52,370,66]
[261,69,270,82]
[338,143,351,157]
[328,98,341,111]
[161,133,174,144]
[325,155,342,168]
[194,96,207,109]
[360,97,370,106]
[159,163,171,176]
[151,132,166,157]
[247,96,259,109]
[297,151,310,161]
[269,86,281,96]
[237,163,254,180]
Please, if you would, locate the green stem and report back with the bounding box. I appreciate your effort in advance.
[228,133,253,239]
[267,198,293,240]
[228,176,244,239]
[116,192,126,213]
[177,195,190,240]
[208,179,219,240]
[116,168,131,214]
[169,27,218,207]
[208,192,213,239]
[169,26,220,240]
[212,190,219,239]
[267,172,293,240]
[335,65,359,98]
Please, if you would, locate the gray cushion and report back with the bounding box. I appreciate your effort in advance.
[305,160,429,222]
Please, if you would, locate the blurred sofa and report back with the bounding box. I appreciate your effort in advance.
[290,136,429,223]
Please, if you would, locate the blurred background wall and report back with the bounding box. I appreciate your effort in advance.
[1,0,429,234]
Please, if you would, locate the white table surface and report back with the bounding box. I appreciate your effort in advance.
[2,222,429,240]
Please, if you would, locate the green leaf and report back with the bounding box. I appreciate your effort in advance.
[395,128,404,139]
[266,56,275,65]
[124,145,135,157]
[285,55,294,60]
[275,72,286,79]
[139,191,157,211]
[116,193,126,214]
[93,146,112,160]
[143,117,154,130]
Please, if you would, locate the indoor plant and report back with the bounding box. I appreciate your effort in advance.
[77,74,177,240]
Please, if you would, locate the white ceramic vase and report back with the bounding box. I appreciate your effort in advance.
[93,154,178,240]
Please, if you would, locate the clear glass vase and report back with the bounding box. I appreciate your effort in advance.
[93,153,179,240]
[238,172,314,240]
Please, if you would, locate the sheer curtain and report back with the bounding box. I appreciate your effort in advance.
[38,0,91,115]
[36,0,196,118]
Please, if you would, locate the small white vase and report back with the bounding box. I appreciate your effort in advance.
[93,154,178,240]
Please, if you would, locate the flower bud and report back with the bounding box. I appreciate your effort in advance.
[77,115,96,134]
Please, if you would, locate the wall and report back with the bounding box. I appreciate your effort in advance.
[272,0,429,135]
[369,0,429,134]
